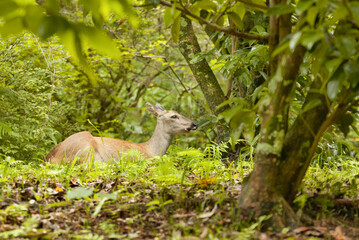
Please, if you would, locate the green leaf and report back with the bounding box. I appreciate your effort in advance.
[58,28,83,62]
[295,0,314,15]
[219,106,256,143]
[301,99,322,114]
[217,14,225,26]
[228,12,243,30]
[1,16,24,36]
[267,3,294,16]
[164,7,172,27]
[162,199,173,206]
[350,1,359,26]
[232,2,245,20]
[146,206,158,212]
[325,58,343,80]
[311,42,329,78]
[164,6,181,28]
[300,31,324,49]
[24,5,46,34]
[191,0,217,12]
[93,197,107,217]
[81,26,121,59]
[338,114,354,137]
[109,0,138,28]
[171,15,181,43]
[146,200,160,206]
[66,187,93,199]
[306,6,318,27]
[250,0,267,9]
[289,31,301,52]
[97,193,117,200]
[344,60,359,88]
[37,15,67,40]
[44,0,60,14]
[328,5,347,24]
[327,80,340,100]
[335,36,357,59]
[0,0,18,17]
[327,67,344,100]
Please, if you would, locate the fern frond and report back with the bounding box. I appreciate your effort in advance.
[0,121,13,138]
[0,86,20,103]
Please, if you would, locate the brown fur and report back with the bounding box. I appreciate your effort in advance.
[45,142,62,161]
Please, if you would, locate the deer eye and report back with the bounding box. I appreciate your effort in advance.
[171,115,179,119]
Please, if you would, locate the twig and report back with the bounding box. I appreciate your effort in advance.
[167,64,195,97]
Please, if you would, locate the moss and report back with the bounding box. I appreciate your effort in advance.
[180,18,188,27]
[259,95,271,113]
[257,130,285,156]
[268,66,283,94]
[257,143,277,156]
[272,130,284,155]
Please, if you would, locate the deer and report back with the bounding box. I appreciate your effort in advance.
[45,102,198,163]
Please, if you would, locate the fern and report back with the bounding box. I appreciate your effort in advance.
[151,174,185,185]
[0,121,13,138]
[0,86,20,103]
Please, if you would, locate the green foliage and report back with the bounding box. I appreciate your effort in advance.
[0,0,137,86]
[161,0,267,42]
[0,34,70,160]
[0,5,207,161]
[0,146,356,238]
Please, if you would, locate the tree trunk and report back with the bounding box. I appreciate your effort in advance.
[235,0,353,229]
[237,0,308,229]
[178,15,227,114]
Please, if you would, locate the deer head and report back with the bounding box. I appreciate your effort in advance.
[146,102,198,136]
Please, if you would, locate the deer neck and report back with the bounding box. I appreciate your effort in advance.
[145,121,173,157]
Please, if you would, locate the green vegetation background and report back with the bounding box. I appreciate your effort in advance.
[1,1,359,239]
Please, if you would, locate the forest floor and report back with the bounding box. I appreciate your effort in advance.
[0,150,359,239]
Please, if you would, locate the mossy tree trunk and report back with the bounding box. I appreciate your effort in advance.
[160,0,357,230]
[236,0,351,228]
[237,0,317,228]
[178,15,227,114]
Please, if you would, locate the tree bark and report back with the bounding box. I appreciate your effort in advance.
[178,15,227,114]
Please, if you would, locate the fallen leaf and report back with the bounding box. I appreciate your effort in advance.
[197,177,217,187]
[199,205,218,219]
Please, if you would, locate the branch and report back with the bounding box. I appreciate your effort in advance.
[159,0,268,43]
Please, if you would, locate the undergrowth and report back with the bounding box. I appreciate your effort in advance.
[0,143,358,239]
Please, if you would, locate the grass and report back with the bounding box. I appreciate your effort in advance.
[0,145,358,239]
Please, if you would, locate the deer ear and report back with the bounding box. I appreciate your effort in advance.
[155,103,166,111]
[146,102,163,117]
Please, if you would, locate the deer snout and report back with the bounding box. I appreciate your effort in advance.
[187,122,198,132]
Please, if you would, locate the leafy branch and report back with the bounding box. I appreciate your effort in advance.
[158,0,268,43]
